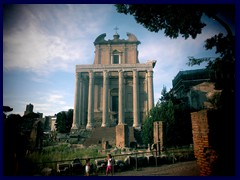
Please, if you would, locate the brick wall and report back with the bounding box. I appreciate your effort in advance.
[191,110,212,175]
[191,109,235,176]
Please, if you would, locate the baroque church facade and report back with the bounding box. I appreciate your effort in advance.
[72,32,156,130]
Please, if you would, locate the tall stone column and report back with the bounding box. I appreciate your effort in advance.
[72,72,80,129]
[102,70,109,127]
[147,70,154,111]
[78,75,83,126]
[133,69,140,129]
[108,44,112,64]
[118,70,125,125]
[81,79,86,126]
[86,71,94,129]
[144,72,148,114]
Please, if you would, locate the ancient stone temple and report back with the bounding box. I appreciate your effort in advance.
[72,32,156,130]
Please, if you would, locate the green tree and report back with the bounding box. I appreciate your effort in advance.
[55,109,73,133]
[4,114,24,175]
[141,86,193,147]
[141,86,175,146]
[66,109,73,132]
[141,106,158,146]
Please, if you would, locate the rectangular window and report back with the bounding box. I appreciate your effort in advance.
[112,96,118,112]
[113,54,119,64]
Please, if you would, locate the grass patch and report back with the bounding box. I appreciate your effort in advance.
[27,143,101,164]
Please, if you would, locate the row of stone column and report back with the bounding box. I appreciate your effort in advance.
[72,70,154,130]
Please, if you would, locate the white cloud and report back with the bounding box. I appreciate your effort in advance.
[3,4,112,76]
[30,90,73,116]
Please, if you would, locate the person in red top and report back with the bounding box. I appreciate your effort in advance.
[85,158,90,176]
[106,154,113,176]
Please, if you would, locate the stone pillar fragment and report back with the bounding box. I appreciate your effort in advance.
[102,70,109,127]
[116,124,129,148]
[86,71,94,129]
[153,121,164,155]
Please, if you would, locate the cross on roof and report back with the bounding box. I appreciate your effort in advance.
[114,26,119,34]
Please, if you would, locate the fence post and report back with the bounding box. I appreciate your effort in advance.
[112,156,114,175]
[135,152,138,171]
[155,150,158,167]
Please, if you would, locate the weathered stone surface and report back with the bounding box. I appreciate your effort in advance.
[153,121,164,155]
[116,124,129,148]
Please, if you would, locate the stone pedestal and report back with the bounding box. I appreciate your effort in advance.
[116,124,129,148]
[153,121,164,155]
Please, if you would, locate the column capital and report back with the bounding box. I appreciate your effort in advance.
[147,70,153,76]
[89,70,94,78]
[118,69,124,76]
[76,72,80,78]
[103,70,109,78]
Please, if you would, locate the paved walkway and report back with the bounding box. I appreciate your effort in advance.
[105,160,200,176]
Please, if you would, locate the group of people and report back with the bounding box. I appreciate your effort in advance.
[85,154,113,176]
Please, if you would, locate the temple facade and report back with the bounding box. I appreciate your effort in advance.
[72,32,156,130]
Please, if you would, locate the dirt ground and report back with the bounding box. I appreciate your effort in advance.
[109,160,200,176]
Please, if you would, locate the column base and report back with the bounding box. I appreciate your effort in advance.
[133,125,141,130]
[118,122,127,126]
[86,123,93,130]
[70,128,79,134]
[71,124,78,129]
[101,123,109,127]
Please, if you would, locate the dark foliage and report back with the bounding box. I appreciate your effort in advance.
[55,109,73,133]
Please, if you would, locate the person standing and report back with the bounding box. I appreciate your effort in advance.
[106,154,113,176]
[85,158,90,176]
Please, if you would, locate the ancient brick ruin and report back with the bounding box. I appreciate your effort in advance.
[116,124,129,148]
[191,109,235,175]
[153,121,164,155]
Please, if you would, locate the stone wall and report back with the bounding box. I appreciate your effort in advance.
[191,109,235,176]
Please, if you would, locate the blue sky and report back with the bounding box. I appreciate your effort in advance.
[3,4,228,117]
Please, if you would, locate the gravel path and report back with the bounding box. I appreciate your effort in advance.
[110,160,200,176]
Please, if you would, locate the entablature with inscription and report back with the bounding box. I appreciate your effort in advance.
[76,63,155,73]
